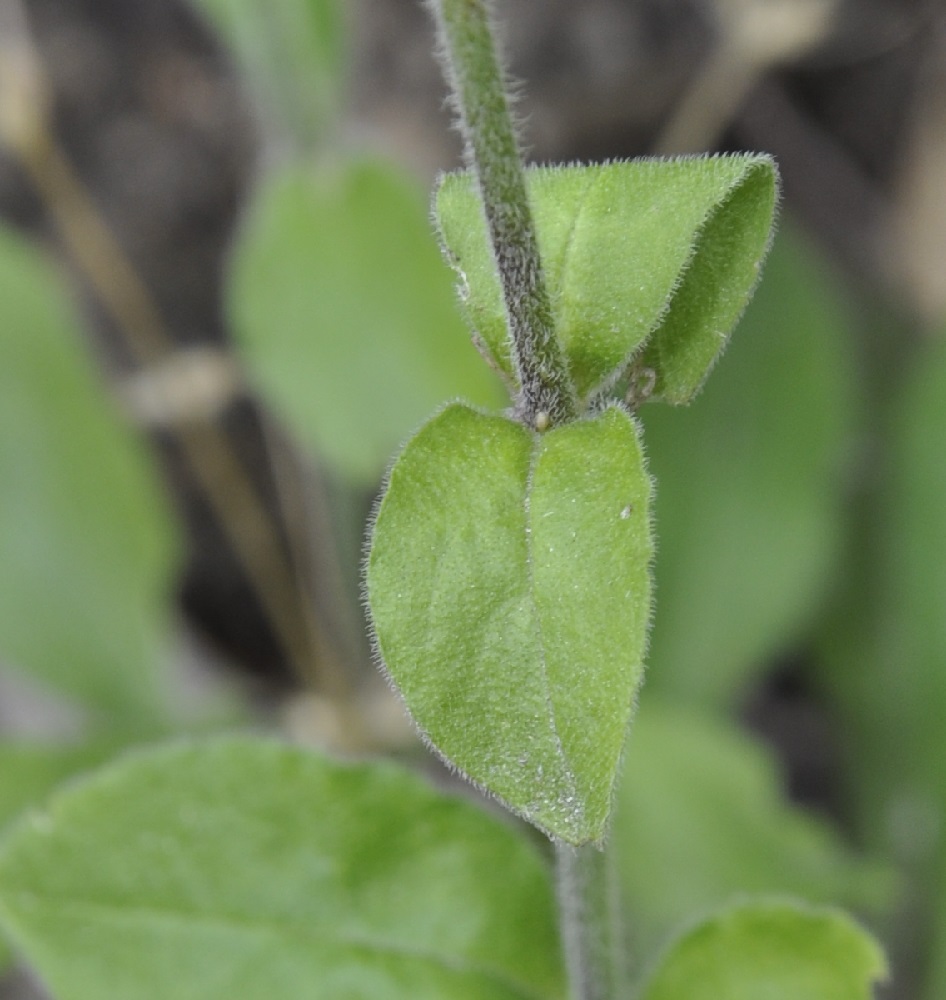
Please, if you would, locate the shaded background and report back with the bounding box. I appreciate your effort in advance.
[1,0,945,996]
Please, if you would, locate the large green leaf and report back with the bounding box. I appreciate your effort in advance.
[613,702,892,964]
[0,228,176,721]
[0,742,119,973]
[639,226,856,706]
[0,739,564,1000]
[639,899,887,1000]
[435,156,777,404]
[0,744,119,837]
[193,0,345,149]
[366,403,652,844]
[230,158,505,483]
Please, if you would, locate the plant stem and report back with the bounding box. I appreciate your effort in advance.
[429,0,576,429]
[556,840,629,1000]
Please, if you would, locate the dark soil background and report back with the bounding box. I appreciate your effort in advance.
[1,0,945,996]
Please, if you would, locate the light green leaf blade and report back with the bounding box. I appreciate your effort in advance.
[0,742,119,973]
[367,403,652,844]
[614,702,893,964]
[435,156,777,403]
[193,0,345,149]
[0,739,564,1000]
[0,744,119,836]
[639,225,856,706]
[230,159,505,483]
[0,227,176,721]
[639,899,887,1000]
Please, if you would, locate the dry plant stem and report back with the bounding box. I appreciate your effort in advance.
[556,842,629,1000]
[0,19,366,736]
[429,0,577,429]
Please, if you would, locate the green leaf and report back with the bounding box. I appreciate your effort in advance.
[613,702,893,964]
[230,158,505,483]
[193,0,345,149]
[639,225,856,706]
[0,227,177,722]
[366,403,652,844]
[0,742,120,974]
[435,155,777,403]
[0,744,119,836]
[0,738,564,1000]
[639,898,887,1000]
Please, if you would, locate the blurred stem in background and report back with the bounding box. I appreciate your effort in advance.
[0,0,377,749]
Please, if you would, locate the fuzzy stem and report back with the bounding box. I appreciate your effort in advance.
[556,840,629,1000]
[429,0,576,428]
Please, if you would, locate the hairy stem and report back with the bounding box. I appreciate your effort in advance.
[556,841,629,1000]
[429,0,576,428]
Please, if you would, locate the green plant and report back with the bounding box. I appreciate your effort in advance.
[0,1,902,997]
[363,2,881,996]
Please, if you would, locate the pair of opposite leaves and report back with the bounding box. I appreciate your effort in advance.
[367,155,779,845]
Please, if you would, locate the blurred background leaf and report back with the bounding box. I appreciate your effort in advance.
[192,0,346,150]
[638,898,887,1000]
[817,329,946,999]
[0,741,116,974]
[640,224,857,708]
[229,157,506,485]
[0,227,178,727]
[614,700,893,970]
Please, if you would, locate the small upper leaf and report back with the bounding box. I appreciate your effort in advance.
[639,898,887,1000]
[0,739,564,1000]
[435,156,778,405]
[366,403,652,844]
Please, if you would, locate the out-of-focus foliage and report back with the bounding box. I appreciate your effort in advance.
[193,0,345,148]
[641,226,856,707]
[613,701,892,966]
[0,228,177,725]
[818,329,946,1000]
[230,159,505,483]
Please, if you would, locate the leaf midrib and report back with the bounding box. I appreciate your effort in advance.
[522,433,581,834]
